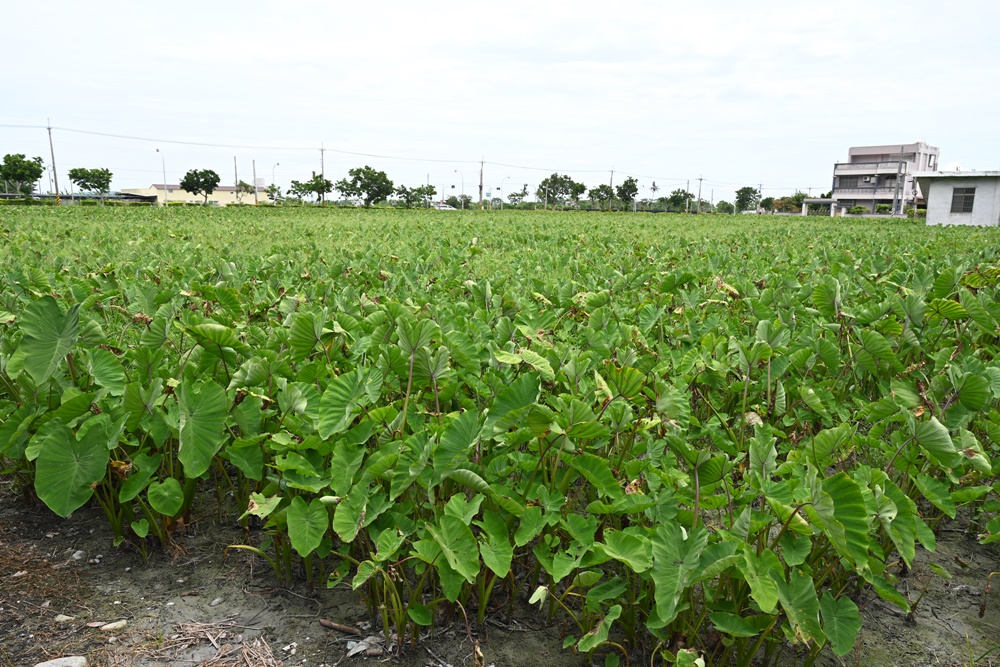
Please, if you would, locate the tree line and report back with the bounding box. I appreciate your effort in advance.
[3,152,826,212]
[2,153,114,203]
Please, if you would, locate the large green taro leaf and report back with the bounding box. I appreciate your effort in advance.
[425,515,480,584]
[147,477,184,517]
[287,496,329,557]
[177,380,228,479]
[773,567,825,647]
[317,368,381,439]
[819,591,862,657]
[35,420,110,517]
[649,523,708,627]
[18,296,80,385]
[483,372,540,437]
[476,510,513,577]
[89,348,126,396]
[431,410,482,485]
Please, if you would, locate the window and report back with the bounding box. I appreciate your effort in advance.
[950,187,975,213]
[839,176,858,188]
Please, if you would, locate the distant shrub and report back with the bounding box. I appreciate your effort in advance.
[3,198,60,206]
[875,204,893,214]
[848,205,868,214]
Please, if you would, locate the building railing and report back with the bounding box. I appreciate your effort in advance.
[832,187,900,196]
[834,161,906,174]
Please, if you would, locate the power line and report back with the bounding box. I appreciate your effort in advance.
[1,122,822,195]
[2,123,481,164]
[485,160,608,174]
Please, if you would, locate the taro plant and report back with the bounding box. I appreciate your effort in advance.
[2,207,1000,666]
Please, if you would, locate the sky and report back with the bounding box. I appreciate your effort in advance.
[2,0,999,204]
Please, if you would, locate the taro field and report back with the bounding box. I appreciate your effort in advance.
[2,206,1000,666]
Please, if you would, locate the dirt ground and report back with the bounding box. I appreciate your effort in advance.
[2,481,1000,667]
[0,484,587,667]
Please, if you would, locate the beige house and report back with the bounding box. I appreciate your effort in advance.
[120,183,270,206]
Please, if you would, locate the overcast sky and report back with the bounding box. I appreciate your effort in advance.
[3,0,998,204]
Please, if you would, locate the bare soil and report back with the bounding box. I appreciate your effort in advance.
[0,484,585,667]
[2,482,999,667]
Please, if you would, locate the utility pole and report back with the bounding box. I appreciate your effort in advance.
[609,168,614,211]
[696,176,703,214]
[156,148,168,206]
[234,156,238,192]
[871,161,879,214]
[320,142,326,206]
[892,145,904,214]
[46,120,60,205]
[252,159,259,205]
[685,180,690,213]
[478,158,484,209]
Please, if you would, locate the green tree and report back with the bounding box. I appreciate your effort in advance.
[1,154,44,197]
[394,184,436,208]
[616,176,639,206]
[233,180,256,204]
[734,186,761,213]
[760,196,775,212]
[667,189,693,211]
[287,180,312,203]
[417,184,436,208]
[537,173,585,209]
[649,181,660,211]
[289,171,333,205]
[179,169,221,205]
[774,191,808,213]
[264,183,283,205]
[716,200,735,214]
[507,186,528,207]
[394,185,420,208]
[334,166,394,208]
[67,167,113,205]
[588,184,614,211]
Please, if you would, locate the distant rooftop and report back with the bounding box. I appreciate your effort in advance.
[849,141,938,153]
[914,171,1000,179]
[150,184,266,192]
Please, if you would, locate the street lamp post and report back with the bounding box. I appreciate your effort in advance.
[454,170,464,209]
[272,163,279,187]
[156,149,168,206]
[499,176,510,210]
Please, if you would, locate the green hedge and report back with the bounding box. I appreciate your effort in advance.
[0,198,59,206]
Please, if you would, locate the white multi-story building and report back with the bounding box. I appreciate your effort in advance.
[831,141,939,214]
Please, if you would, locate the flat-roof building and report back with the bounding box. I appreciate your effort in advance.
[915,171,1000,227]
[120,184,270,206]
[831,142,939,214]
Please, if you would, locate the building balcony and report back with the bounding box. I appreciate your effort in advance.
[832,187,900,198]
[834,161,906,176]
